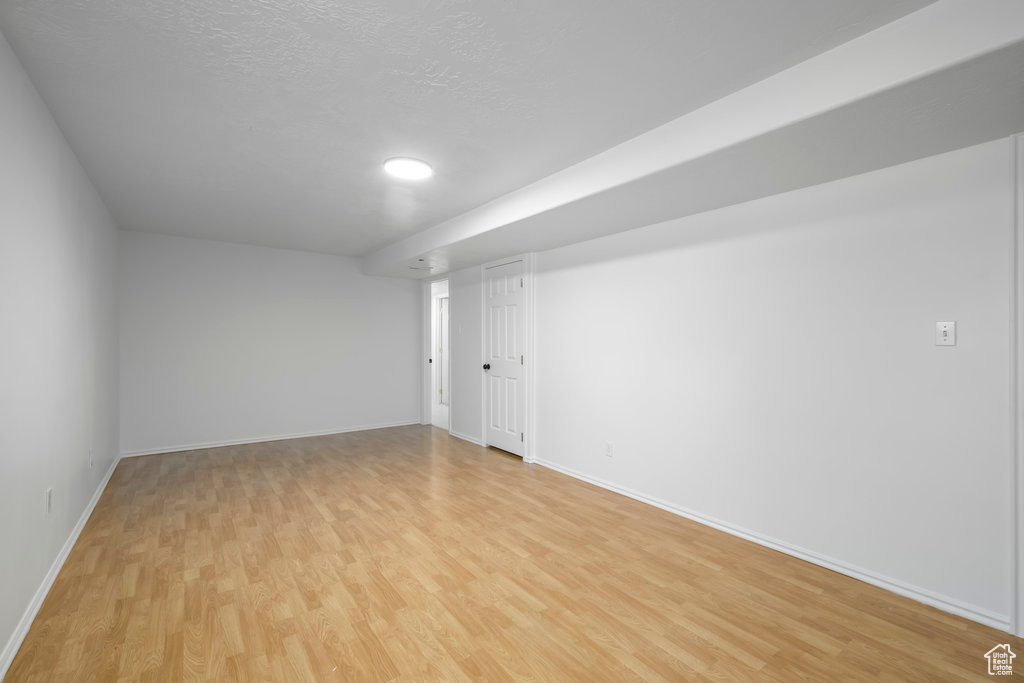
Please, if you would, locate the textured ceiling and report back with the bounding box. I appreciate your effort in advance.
[0,0,933,256]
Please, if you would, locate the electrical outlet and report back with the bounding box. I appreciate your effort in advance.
[45,488,53,514]
[605,442,613,458]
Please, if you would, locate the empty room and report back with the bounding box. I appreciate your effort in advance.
[2,0,1024,680]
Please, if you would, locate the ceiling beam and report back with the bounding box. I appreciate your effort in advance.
[362,0,1024,278]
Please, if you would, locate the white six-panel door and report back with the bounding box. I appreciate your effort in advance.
[484,260,525,456]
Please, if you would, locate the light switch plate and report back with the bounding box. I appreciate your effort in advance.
[936,321,956,346]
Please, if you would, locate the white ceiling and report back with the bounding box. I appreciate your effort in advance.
[0,0,932,256]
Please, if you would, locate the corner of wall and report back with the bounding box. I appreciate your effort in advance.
[1012,132,1023,636]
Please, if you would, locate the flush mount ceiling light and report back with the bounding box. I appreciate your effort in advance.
[384,157,433,180]
[408,258,434,271]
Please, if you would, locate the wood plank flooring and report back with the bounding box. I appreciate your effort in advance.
[5,425,1020,681]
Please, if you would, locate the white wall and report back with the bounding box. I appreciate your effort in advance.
[0,31,120,674]
[449,267,483,443]
[534,138,1016,629]
[119,231,420,455]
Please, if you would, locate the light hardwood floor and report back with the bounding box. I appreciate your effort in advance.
[5,425,1020,681]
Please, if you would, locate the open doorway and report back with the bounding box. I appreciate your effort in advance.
[429,279,450,429]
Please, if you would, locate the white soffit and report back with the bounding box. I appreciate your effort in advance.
[363,0,1024,278]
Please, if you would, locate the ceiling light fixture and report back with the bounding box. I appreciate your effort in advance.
[384,157,433,180]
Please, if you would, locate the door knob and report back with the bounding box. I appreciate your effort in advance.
[483,363,491,371]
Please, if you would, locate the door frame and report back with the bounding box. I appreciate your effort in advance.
[480,253,536,462]
[421,276,451,430]
[430,283,450,429]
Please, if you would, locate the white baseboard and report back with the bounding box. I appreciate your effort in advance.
[449,430,484,446]
[534,458,1011,633]
[119,420,422,458]
[0,455,120,681]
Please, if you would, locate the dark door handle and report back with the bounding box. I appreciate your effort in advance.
[483,363,491,371]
